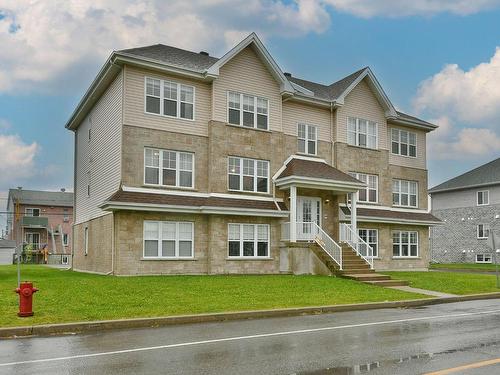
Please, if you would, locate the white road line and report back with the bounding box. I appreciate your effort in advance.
[1,308,500,367]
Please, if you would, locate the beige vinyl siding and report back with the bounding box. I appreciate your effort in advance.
[388,125,427,169]
[75,71,123,224]
[123,66,211,137]
[336,78,388,150]
[282,101,331,142]
[212,46,282,132]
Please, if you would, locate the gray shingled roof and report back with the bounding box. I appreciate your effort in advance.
[394,110,437,129]
[8,189,73,207]
[118,44,219,72]
[288,67,367,101]
[429,157,500,193]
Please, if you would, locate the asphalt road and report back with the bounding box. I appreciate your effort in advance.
[1,299,500,375]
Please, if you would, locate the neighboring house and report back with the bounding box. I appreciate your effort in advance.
[429,157,500,264]
[0,239,16,265]
[6,188,74,261]
[66,33,440,276]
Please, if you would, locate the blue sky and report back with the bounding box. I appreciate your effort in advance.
[1,1,500,228]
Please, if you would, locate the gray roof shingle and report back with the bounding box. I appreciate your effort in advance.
[429,157,500,193]
[8,189,73,207]
[118,44,219,72]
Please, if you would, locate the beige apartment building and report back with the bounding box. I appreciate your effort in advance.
[66,33,440,276]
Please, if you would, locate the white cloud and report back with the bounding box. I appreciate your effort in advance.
[0,0,330,93]
[324,0,500,18]
[0,134,38,189]
[427,116,500,160]
[414,47,500,123]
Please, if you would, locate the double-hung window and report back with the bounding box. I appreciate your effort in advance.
[477,190,489,206]
[25,208,40,217]
[227,91,268,130]
[297,123,317,155]
[393,231,418,257]
[63,234,69,246]
[477,224,490,239]
[228,157,269,193]
[228,224,270,258]
[144,148,194,188]
[393,179,418,207]
[476,254,492,263]
[347,117,377,149]
[391,129,417,157]
[358,229,378,257]
[143,221,194,258]
[145,77,194,120]
[349,172,378,203]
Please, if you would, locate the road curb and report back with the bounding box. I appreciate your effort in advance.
[2,292,500,339]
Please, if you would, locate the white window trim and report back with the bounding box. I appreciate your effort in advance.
[226,91,269,130]
[392,179,418,208]
[84,227,89,256]
[144,148,195,189]
[143,221,194,259]
[25,207,41,217]
[476,253,493,264]
[392,230,419,258]
[349,172,378,204]
[477,223,490,239]
[347,117,378,150]
[227,223,271,258]
[391,128,417,158]
[477,190,490,206]
[297,123,318,156]
[358,228,378,257]
[228,156,270,194]
[144,77,196,121]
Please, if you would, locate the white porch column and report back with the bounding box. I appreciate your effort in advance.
[290,185,297,242]
[351,191,358,236]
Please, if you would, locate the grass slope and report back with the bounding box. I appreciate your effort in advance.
[430,263,499,272]
[0,265,426,327]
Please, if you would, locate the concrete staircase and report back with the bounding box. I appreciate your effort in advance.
[339,245,409,287]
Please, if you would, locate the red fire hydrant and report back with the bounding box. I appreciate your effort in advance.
[15,282,39,317]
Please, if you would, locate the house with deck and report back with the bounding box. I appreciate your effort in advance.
[66,33,440,279]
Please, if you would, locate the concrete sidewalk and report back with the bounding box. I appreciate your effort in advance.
[389,285,457,298]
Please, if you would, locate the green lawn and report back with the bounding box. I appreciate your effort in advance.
[430,263,499,272]
[384,271,500,295]
[0,265,427,328]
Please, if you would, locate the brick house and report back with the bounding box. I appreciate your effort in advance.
[6,188,74,263]
[66,33,440,276]
[429,157,500,264]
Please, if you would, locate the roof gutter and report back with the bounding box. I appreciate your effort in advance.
[388,117,438,132]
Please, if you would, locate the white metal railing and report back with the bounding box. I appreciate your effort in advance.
[339,223,374,269]
[281,222,342,270]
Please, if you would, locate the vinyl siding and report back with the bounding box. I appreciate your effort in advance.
[388,124,426,169]
[431,184,500,210]
[122,66,211,137]
[212,46,282,132]
[75,71,123,224]
[335,78,388,150]
[282,101,331,142]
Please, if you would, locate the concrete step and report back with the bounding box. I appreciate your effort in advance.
[343,274,391,282]
[340,268,375,274]
[343,260,370,267]
[365,279,409,287]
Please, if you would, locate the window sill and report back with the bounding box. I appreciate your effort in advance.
[144,110,195,122]
[226,257,274,261]
[346,144,380,152]
[296,152,319,158]
[142,184,198,192]
[392,205,419,209]
[227,189,272,197]
[391,152,417,159]
[141,257,197,261]
[225,123,271,133]
[392,257,421,260]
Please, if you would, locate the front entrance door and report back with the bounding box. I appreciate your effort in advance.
[296,196,321,240]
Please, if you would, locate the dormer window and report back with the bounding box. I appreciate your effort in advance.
[347,117,377,149]
[227,91,268,130]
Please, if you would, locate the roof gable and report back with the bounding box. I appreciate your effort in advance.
[206,33,294,94]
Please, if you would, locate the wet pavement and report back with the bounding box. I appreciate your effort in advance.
[1,299,500,374]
